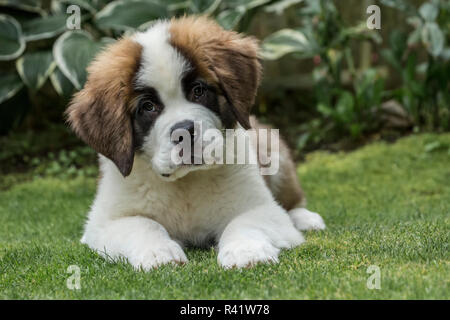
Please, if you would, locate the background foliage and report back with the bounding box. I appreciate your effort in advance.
[0,0,449,173]
[1,1,448,299]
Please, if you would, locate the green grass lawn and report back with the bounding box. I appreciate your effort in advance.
[0,133,449,299]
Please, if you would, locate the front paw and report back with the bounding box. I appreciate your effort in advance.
[289,208,326,231]
[129,240,188,271]
[218,239,280,269]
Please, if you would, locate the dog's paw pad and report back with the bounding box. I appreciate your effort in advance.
[289,208,326,231]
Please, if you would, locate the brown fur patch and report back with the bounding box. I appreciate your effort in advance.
[169,16,262,129]
[65,37,142,177]
[250,116,305,210]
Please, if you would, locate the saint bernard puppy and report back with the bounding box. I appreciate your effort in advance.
[66,16,325,270]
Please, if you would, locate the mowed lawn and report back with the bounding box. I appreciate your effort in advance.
[0,134,449,299]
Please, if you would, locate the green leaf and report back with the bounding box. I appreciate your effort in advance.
[16,51,56,91]
[407,27,422,46]
[0,15,26,61]
[190,0,221,14]
[216,0,271,29]
[421,22,444,57]
[216,7,246,30]
[261,29,311,60]
[336,91,355,117]
[349,123,362,137]
[379,0,415,14]
[167,0,191,13]
[419,2,439,22]
[440,48,450,61]
[300,0,321,15]
[95,0,168,31]
[53,31,113,89]
[341,22,382,44]
[406,16,423,29]
[388,30,407,59]
[264,0,304,15]
[50,67,75,97]
[380,49,400,71]
[22,15,68,41]
[137,20,159,32]
[60,0,99,14]
[0,0,44,14]
[317,102,333,117]
[225,0,270,10]
[0,72,24,105]
[0,84,28,135]
[296,132,310,151]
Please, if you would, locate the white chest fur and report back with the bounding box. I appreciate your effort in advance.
[89,155,273,246]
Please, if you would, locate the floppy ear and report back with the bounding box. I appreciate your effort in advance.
[208,37,262,130]
[169,16,262,130]
[65,37,142,177]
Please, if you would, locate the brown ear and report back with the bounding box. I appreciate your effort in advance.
[65,37,142,177]
[208,37,262,129]
[169,16,262,129]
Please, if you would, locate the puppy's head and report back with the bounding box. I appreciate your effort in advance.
[66,16,261,180]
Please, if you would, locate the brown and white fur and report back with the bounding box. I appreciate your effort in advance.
[66,16,325,270]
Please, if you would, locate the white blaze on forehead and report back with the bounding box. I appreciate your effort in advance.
[133,21,189,99]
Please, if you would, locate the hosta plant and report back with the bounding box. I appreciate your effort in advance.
[0,0,299,134]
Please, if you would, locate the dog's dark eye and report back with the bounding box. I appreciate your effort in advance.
[140,100,156,113]
[191,82,206,101]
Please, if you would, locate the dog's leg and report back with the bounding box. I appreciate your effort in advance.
[250,117,325,231]
[217,204,305,268]
[81,216,187,271]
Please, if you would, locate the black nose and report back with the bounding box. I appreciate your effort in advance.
[170,120,195,145]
